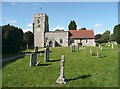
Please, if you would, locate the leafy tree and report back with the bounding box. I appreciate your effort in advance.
[79,27,87,30]
[23,31,34,48]
[95,34,102,41]
[68,20,77,30]
[110,34,116,41]
[2,24,23,54]
[112,24,120,43]
[98,30,110,43]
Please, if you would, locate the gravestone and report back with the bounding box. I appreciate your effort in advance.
[99,45,101,48]
[96,49,99,58]
[35,46,38,53]
[71,45,75,52]
[30,53,37,66]
[73,45,75,52]
[101,46,102,50]
[27,44,28,50]
[112,44,114,49]
[108,42,110,46]
[90,49,92,56]
[56,55,66,84]
[71,45,73,52]
[44,47,49,62]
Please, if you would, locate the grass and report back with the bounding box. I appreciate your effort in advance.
[2,45,118,87]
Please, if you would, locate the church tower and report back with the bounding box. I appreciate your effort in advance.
[33,13,49,47]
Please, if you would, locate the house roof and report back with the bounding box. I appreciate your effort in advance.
[69,30,95,39]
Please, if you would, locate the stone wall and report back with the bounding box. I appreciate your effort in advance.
[45,31,68,47]
[73,38,95,46]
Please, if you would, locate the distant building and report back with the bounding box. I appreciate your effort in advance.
[33,13,95,47]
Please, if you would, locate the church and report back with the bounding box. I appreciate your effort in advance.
[33,13,95,47]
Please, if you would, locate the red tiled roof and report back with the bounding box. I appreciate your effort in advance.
[69,30,95,39]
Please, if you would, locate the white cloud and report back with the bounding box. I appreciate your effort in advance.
[23,28,33,33]
[7,19,16,23]
[94,23,103,28]
[52,25,65,31]
[27,23,33,28]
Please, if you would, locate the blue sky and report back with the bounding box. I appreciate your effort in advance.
[2,2,118,34]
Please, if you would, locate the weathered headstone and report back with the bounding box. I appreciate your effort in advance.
[112,44,114,49]
[96,49,99,58]
[35,46,38,53]
[101,46,102,51]
[44,47,49,62]
[108,42,110,46]
[73,45,75,52]
[90,49,92,56]
[27,44,28,50]
[30,53,37,66]
[56,55,66,84]
[71,46,73,52]
[99,45,101,48]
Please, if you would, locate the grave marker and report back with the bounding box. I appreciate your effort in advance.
[56,55,66,84]
[44,47,49,62]
[30,53,37,66]
[112,44,114,49]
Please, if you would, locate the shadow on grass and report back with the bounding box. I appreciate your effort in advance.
[99,55,106,58]
[2,53,25,68]
[66,75,91,82]
[48,59,61,62]
[37,63,51,66]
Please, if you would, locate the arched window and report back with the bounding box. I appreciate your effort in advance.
[60,39,63,44]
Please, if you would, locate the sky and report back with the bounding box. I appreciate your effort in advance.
[2,2,118,34]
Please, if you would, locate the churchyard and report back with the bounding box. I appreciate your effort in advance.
[2,44,118,87]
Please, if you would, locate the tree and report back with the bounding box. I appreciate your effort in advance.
[110,34,116,41]
[79,27,87,30]
[2,24,23,54]
[98,30,110,43]
[68,20,77,30]
[112,24,120,43]
[95,34,102,41]
[23,31,34,48]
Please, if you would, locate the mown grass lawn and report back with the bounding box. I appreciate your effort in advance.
[2,45,118,87]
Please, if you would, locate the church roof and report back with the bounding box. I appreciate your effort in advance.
[69,30,95,39]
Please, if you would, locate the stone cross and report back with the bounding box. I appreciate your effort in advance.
[112,44,114,49]
[44,47,49,62]
[56,55,66,84]
[30,53,37,66]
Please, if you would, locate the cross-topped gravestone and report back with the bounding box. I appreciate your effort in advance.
[56,55,66,84]
[44,47,49,62]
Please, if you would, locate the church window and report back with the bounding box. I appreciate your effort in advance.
[38,19,40,23]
